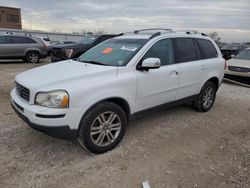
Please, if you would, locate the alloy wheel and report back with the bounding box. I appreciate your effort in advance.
[90,111,121,147]
[202,86,215,108]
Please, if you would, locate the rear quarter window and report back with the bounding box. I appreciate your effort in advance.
[196,39,218,59]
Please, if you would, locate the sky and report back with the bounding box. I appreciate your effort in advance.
[1,0,250,42]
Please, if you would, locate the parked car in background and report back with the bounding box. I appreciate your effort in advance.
[40,37,52,55]
[216,42,227,50]
[51,34,120,62]
[225,48,250,85]
[11,29,224,153]
[51,41,76,46]
[40,37,51,47]
[0,35,47,63]
[221,43,248,60]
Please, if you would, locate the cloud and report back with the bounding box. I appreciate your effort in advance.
[1,0,250,42]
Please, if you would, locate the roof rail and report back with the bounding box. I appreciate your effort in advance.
[176,30,207,36]
[149,32,161,39]
[118,28,207,39]
[133,28,173,39]
[5,31,13,35]
[25,33,32,37]
[134,28,172,34]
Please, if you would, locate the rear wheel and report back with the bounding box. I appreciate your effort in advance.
[26,51,40,63]
[78,102,127,154]
[193,81,217,112]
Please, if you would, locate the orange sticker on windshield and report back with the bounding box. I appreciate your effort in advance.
[102,48,113,54]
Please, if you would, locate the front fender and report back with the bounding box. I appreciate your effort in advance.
[69,71,137,129]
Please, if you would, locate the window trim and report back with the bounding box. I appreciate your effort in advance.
[192,39,203,60]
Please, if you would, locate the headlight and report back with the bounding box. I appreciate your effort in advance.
[35,90,69,108]
[64,49,74,58]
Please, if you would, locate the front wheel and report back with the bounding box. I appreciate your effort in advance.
[78,102,127,154]
[26,51,40,63]
[193,81,217,112]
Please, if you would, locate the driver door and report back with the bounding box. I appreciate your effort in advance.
[135,39,180,112]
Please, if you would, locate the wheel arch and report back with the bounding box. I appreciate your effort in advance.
[25,49,41,57]
[77,97,131,132]
[207,77,219,90]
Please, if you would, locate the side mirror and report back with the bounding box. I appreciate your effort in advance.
[137,58,161,71]
[230,54,235,58]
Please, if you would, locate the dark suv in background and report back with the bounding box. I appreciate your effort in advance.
[0,35,47,63]
[221,43,248,60]
[51,34,120,62]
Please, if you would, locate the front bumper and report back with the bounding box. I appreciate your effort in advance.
[40,50,48,58]
[11,90,82,139]
[11,103,78,139]
[224,74,250,85]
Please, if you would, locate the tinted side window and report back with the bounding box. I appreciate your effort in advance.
[0,36,12,44]
[142,39,174,66]
[12,36,36,44]
[196,39,218,59]
[174,38,198,63]
[26,38,36,43]
[0,36,6,44]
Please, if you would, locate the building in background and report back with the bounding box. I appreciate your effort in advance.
[0,6,22,29]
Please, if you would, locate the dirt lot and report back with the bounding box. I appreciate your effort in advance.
[0,58,249,188]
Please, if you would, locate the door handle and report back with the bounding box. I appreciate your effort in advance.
[170,70,179,77]
[201,65,207,70]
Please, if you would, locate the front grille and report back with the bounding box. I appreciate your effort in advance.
[51,48,64,57]
[228,66,250,73]
[15,82,30,102]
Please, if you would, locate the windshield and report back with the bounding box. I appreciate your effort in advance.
[78,38,148,66]
[79,35,98,45]
[235,50,250,60]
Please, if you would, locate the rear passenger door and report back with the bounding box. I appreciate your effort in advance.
[11,36,34,57]
[173,38,204,100]
[196,38,219,84]
[0,36,12,58]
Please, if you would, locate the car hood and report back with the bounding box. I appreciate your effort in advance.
[227,59,250,68]
[52,43,92,49]
[15,60,118,91]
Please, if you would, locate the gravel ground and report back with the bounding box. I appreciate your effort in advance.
[0,58,250,188]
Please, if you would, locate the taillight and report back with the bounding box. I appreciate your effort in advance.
[224,60,227,70]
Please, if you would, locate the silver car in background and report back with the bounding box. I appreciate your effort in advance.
[0,35,47,63]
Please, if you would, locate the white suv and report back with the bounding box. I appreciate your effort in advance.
[11,29,224,153]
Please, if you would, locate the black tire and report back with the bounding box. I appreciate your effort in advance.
[26,51,40,63]
[78,102,127,154]
[192,81,217,112]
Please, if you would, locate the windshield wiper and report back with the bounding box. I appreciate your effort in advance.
[82,60,109,66]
